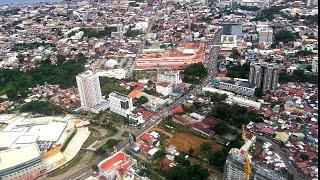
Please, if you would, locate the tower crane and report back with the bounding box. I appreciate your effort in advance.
[242,124,252,180]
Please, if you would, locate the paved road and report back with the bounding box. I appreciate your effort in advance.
[255,135,304,180]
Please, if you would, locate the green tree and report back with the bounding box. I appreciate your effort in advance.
[214,122,228,135]
[188,147,195,155]
[20,101,65,115]
[91,164,99,172]
[306,65,313,71]
[274,30,296,44]
[166,164,209,180]
[200,141,212,153]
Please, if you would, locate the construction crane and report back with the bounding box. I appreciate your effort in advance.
[242,124,252,180]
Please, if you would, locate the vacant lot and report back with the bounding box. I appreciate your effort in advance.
[166,133,222,155]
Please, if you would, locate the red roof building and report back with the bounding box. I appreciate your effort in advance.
[98,151,136,179]
[172,107,183,114]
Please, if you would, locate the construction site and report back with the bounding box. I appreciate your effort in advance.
[135,42,207,69]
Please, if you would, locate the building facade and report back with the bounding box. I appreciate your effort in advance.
[212,78,256,97]
[157,71,182,86]
[306,0,318,7]
[156,82,173,96]
[222,23,242,38]
[312,57,318,73]
[257,28,273,47]
[225,148,287,180]
[76,71,104,111]
[108,92,133,117]
[249,62,279,93]
[0,145,46,180]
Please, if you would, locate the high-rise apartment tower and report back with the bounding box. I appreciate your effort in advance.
[76,71,104,111]
[249,62,279,93]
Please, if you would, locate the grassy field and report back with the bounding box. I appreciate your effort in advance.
[121,131,129,137]
[82,132,98,148]
[47,150,85,177]
[100,77,131,96]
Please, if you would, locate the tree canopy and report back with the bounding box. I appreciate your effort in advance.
[226,62,250,79]
[200,141,212,153]
[279,70,318,84]
[0,55,86,100]
[182,63,208,84]
[20,101,65,115]
[210,103,263,127]
[274,30,297,44]
[166,164,209,180]
[214,121,228,135]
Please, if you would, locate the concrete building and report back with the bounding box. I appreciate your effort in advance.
[257,28,273,47]
[157,71,182,86]
[212,77,256,97]
[225,148,287,180]
[98,151,137,180]
[306,0,318,7]
[156,82,173,96]
[76,71,104,111]
[128,113,145,126]
[222,23,242,38]
[312,57,318,73]
[108,92,133,117]
[0,144,46,180]
[96,69,127,79]
[249,62,279,93]
[221,35,238,50]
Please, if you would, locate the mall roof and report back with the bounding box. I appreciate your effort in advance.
[28,121,67,142]
[0,144,41,171]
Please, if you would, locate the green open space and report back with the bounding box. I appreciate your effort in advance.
[82,132,98,148]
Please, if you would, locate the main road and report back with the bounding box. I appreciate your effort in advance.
[60,29,222,180]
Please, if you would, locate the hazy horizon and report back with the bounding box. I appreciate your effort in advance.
[0,0,62,5]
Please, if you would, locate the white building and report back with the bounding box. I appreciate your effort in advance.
[157,71,182,86]
[306,0,318,7]
[0,144,46,180]
[219,81,256,97]
[221,35,237,50]
[312,57,318,73]
[156,82,173,96]
[257,28,273,47]
[108,92,133,117]
[76,71,104,111]
[128,113,145,126]
[228,96,261,109]
[96,69,127,79]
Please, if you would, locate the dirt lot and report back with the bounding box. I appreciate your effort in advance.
[166,133,222,154]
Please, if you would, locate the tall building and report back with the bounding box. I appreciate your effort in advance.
[222,23,242,38]
[312,57,318,73]
[225,148,287,180]
[257,28,273,47]
[108,92,133,117]
[76,71,104,111]
[249,62,279,93]
[157,71,182,86]
[306,0,318,7]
